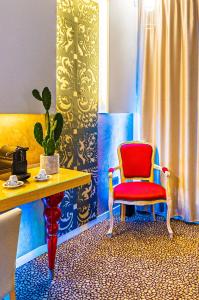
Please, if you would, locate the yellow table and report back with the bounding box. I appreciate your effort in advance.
[0,167,91,276]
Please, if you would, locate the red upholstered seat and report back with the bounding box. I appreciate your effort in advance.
[114,182,166,201]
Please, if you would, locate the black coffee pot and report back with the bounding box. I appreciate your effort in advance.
[11,146,30,180]
[0,145,30,180]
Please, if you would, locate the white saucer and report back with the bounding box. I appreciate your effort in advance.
[3,181,24,189]
[33,175,51,182]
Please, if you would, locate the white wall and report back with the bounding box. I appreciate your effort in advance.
[0,0,56,113]
[109,0,138,113]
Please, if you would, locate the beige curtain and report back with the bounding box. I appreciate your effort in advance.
[139,0,199,221]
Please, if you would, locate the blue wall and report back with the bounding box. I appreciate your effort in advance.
[17,201,45,258]
[98,113,133,214]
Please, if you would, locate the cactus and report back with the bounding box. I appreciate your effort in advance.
[32,87,63,156]
[53,113,64,142]
[34,122,43,146]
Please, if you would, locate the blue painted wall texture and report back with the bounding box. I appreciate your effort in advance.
[98,113,133,215]
[17,201,45,258]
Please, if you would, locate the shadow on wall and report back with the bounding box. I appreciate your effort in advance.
[98,113,133,214]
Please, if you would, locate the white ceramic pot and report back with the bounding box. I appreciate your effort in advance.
[40,153,60,175]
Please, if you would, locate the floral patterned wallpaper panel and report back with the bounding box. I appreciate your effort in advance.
[56,0,99,236]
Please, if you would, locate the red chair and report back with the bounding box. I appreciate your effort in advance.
[108,141,173,238]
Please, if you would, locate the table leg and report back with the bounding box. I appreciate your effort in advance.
[43,192,64,278]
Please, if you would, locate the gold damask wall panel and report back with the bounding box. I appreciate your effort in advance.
[57,0,99,235]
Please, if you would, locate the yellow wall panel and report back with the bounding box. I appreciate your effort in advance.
[0,114,45,165]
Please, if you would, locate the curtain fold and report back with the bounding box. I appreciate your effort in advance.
[139,0,199,221]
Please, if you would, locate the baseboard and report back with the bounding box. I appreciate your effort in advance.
[16,205,120,268]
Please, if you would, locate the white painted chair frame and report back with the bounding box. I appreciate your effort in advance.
[107,141,173,239]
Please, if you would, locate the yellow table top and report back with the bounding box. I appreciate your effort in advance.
[0,167,91,213]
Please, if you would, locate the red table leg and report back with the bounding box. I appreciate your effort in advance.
[43,192,64,278]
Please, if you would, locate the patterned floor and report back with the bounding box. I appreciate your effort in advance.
[16,214,199,300]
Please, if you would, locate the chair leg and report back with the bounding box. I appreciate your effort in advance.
[9,290,16,300]
[167,201,173,239]
[152,205,156,221]
[121,204,126,222]
[107,195,114,237]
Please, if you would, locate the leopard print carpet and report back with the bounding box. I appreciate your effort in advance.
[16,214,199,300]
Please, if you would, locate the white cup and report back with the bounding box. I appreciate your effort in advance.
[7,175,18,186]
[38,169,47,179]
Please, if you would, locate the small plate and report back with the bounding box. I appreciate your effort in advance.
[3,181,24,189]
[33,175,51,182]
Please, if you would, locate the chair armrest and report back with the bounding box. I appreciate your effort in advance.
[108,166,120,194]
[154,164,170,177]
[154,164,171,200]
[108,166,120,177]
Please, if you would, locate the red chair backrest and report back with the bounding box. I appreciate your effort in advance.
[119,143,153,178]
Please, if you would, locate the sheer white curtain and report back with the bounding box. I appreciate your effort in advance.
[138,0,199,221]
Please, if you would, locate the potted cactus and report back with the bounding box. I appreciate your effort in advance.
[32,87,63,174]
